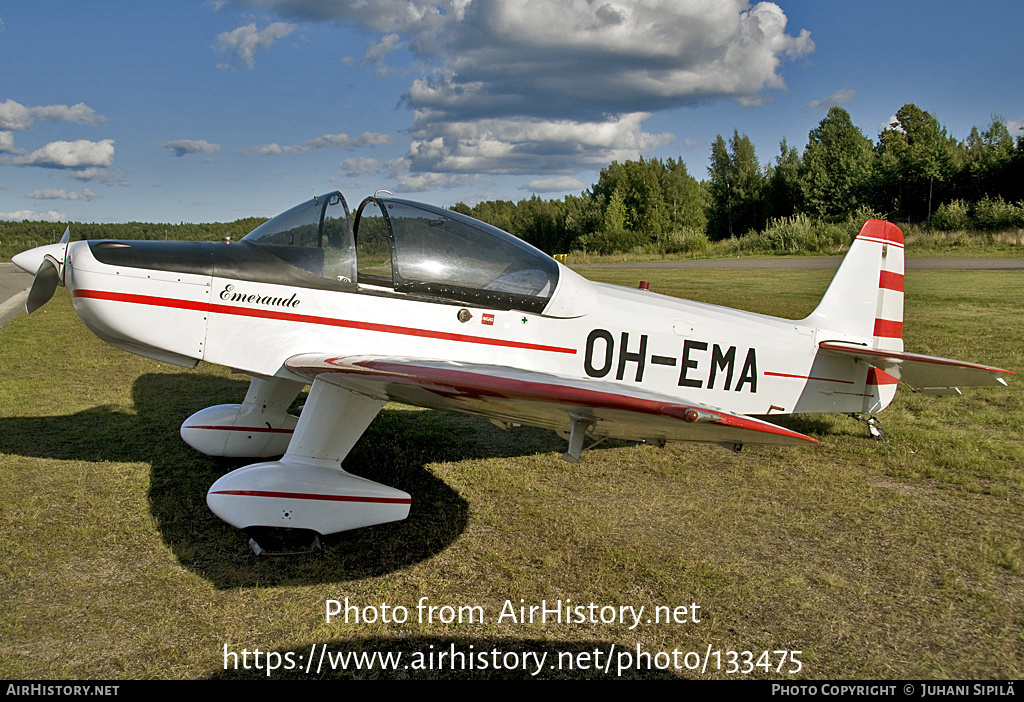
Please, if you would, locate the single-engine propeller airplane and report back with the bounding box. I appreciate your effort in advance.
[12,191,1012,552]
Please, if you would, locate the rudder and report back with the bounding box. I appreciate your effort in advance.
[804,219,904,354]
[805,220,904,415]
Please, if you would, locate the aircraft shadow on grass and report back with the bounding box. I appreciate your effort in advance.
[0,371,631,587]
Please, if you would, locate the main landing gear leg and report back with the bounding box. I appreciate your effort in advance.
[561,413,596,463]
[851,413,885,440]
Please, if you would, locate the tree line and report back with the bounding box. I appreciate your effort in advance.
[4,103,1021,259]
[455,104,1024,254]
[0,218,267,260]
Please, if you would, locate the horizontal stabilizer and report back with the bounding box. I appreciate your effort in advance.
[818,342,1012,391]
[285,354,818,448]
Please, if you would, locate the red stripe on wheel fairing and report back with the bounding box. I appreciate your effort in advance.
[209,489,411,505]
[186,425,294,434]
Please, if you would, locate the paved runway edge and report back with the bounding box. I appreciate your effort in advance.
[0,263,32,328]
[0,289,29,328]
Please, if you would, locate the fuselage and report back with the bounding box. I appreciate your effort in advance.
[63,236,874,419]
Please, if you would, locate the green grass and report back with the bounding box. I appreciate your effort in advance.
[0,271,1022,680]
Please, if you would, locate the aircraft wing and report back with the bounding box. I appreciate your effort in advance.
[284,354,817,449]
[818,342,1013,393]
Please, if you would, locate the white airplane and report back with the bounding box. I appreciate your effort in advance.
[12,191,1012,552]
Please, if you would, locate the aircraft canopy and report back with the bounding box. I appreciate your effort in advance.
[243,192,559,313]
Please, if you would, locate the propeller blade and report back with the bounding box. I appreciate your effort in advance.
[26,257,60,314]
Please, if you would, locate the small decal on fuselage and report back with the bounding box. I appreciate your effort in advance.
[482,313,495,326]
[583,329,758,393]
[219,283,300,308]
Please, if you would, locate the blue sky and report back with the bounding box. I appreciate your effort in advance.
[1,1,1022,224]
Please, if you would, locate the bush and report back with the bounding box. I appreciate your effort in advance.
[931,200,971,230]
[972,197,1024,230]
[734,214,851,255]
[817,222,850,249]
[574,227,648,255]
[771,213,816,252]
[738,214,809,253]
[662,227,710,254]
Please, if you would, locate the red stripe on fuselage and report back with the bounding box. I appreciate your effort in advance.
[72,289,577,355]
[75,289,208,312]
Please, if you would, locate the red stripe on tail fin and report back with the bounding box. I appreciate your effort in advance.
[873,318,903,338]
[857,220,904,247]
[878,270,904,292]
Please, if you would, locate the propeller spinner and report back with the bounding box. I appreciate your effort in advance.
[11,226,70,314]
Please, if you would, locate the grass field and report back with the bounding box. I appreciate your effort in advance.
[0,269,1021,679]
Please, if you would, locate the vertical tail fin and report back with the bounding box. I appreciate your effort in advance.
[805,220,904,415]
[804,220,904,353]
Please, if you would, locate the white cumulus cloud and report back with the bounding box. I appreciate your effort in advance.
[521,176,585,193]
[220,0,812,178]
[0,99,105,131]
[385,156,472,192]
[215,22,296,69]
[27,188,96,201]
[809,89,856,111]
[0,131,21,154]
[0,209,67,222]
[362,33,404,76]
[243,132,392,155]
[224,1,812,119]
[69,168,128,185]
[881,114,902,134]
[7,139,114,168]
[339,157,382,176]
[163,139,221,157]
[405,112,674,176]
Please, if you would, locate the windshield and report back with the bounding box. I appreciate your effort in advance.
[355,197,559,312]
[243,192,355,287]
